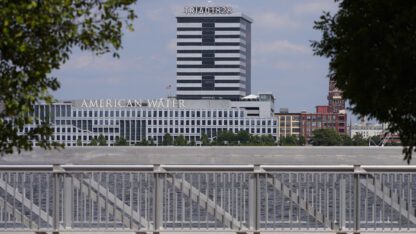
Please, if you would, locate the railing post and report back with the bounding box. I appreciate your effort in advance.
[353,165,366,234]
[63,173,73,229]
[52,164,64,233]
[339,177,346,231]
[153,164,164,233]
[248,165,262,233]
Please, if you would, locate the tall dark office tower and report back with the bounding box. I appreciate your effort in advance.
[176,6,252,100]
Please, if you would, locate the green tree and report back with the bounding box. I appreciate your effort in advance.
[0,1,137,154]
[298,135,306,146]
[174,135,187,146]
[162,133,173,146]
[217,130,237,145]
[89,137,98,146]
[341,134,353,146]
[76,138,82,146]
[311,129,342,146]
[249,135,261,145]
[114,137,128,146]
[260,134,275,146]
[312,0,416,162]
[97,134,106,146]
[137,138,149,146]
[279,135,306,146]
[201,133,210,146]
[189,139,196,146]
[279,135,298,146]
[237,130,250,144]
[352,134,368,146]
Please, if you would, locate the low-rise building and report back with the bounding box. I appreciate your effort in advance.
[23,95,278,146]
[300,107,347,141]
[350,123,385,138]
[274,108,301,137]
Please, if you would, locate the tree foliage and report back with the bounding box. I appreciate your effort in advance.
[89,137,98,146]
[136,139,149,146]
[174,135,187,146]
[213,130,276,146]
[114,136,128,146]
[162,133,173,146]
[237,130,250,144]
[279,135,305,146]
[0,0,137,154]
[97,134,106,146]
[76,138,82,146]
[352,134,368,146]
[311,128,371,146]
[201,133,209,146]
[311,129,342,146]
[311,0,416,162]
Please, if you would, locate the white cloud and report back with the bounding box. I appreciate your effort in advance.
[254,12,299,29]
[256,40,309,54]
[293,1,338,15]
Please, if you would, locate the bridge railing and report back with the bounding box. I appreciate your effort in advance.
[0,164,415,233]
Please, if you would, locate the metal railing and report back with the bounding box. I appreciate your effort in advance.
[0,164,415,233]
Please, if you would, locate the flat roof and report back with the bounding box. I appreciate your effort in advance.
[1,146,411,166]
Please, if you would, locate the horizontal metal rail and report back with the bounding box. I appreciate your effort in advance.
[0,164,415,233]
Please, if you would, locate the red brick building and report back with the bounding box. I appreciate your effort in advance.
[300,109,347,141]
[300,78,347,141]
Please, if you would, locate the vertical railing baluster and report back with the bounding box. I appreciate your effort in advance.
[407,173,411,230]
[129,172,133,230]
[153,164,164,232]
[12,173,16,230]
[365,174,368,230]
[52,164,63,232]
[105,173,109,230]
[248,165,261,232]
[353,165,362,233]
[339,175,346,231]
[63,172,73,229]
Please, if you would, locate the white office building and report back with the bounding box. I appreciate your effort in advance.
[350,123,385,138]
[176,6,252,100]
[25,94,277,146]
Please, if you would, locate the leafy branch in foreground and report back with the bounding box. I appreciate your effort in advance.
[311,0,416,163]
[0,0,137,154]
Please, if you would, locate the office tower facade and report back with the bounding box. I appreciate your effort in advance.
[176,6,252,100]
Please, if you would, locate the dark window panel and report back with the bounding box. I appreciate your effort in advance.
[177,65,241,68]
[177,72,241,76]
[177,28,202,31]
[177,80,202,83]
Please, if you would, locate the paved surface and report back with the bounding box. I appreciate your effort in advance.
[0,146,410,166]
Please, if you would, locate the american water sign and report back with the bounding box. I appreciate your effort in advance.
[79,99,186,108]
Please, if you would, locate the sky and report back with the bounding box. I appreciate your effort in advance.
[53,0,339,113]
